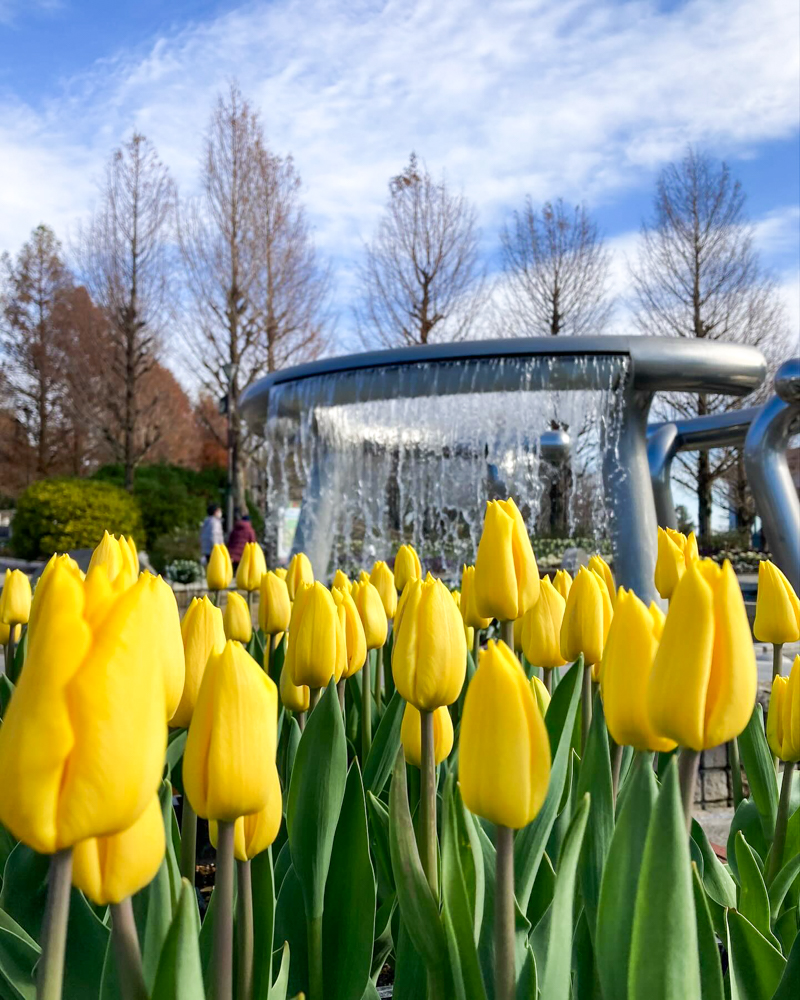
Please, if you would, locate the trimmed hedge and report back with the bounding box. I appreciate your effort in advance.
[11,479,143,559]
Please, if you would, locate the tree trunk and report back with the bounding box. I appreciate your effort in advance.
[733,451,754,536]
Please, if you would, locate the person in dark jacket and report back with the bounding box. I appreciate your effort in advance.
[227,511,257,570]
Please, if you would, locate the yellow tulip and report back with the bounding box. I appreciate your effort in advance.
[0,622,20,646]
[531,675,551,716]
[394,544,422,593]
[259,570,291,635]
[333,586,367,677]
[392,575,466,711]
[150,574,187,721]
[522,577,567,669]
[209,766,282,862]
[236,542,267,592]
[223,591,253,643]
[172,597,225,729]
[207,544,233,591]
[768,655,800,761]
[649,601,666,640]
[460,565,491,630]
[286,552,313,599]
[285,582,346,689]
[552,569,572,600]
[275,567,287,581]
[0,563,169,853]
[754,560,800,644]
[0,569,31,626]
[370,561,397,619]
[280,659,310,713]
[459,640,551,828]
[588,555,615,605]
[684,531,699,565]
[560,566,610,668]
[654,527,686,600]
[72,795,164,905]
[332,569,351,592]
[785,655,800,758]
[183,641,278,821]
[401,703,453,767]
[647,559,756,751]
[88,530,138,590]
[601,589,677,752]
[352,580,388,650]
[475,498,539,621]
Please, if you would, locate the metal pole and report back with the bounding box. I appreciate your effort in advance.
[646,422,680,529]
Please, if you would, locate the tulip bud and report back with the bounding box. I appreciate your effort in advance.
[588,555,615,605]
[512,615,524,652]
[754,560,800,645]
[275,566,287,581]
[171,596,226,729]
[333,586,367,677]
[394,544,422,593]
[183,641,278,821]
[654,527,686,600]
[286,552,313,599]
[601,589,677,752]
[353,580,388,650]
[285,582,346,689]
[370,561,397,619]
[531,675,551,717]
[560,566,610,667]
[767,677,790,761]
[0,563,170,853]
[149,574,187,721]
[460,565,491,630]
[280,659,310,713]
[459,640,551,828]
[649,601,666,640]
[0,569,31,626]
[553,569,572,600]
[392,575,466,710]
[647,559,756,751]
[207,544,233,591]
[768,654,800,762]
[522,577,567,669]
[259,570,291,635]
[223,591,253,643]
[88,531,138,590]
[0,622,20,646]
[236,542,267,592]
[684,531,699,565]
[332,569,351,592]
[209,765,282,862]
[72,795,165,905]
[401,703,453,767]
[475,498,539,621]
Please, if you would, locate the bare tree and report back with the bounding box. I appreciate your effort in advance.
[499,198,612,336]
[355,153,486,347]
[630,146,787,542]
[1,225,73,476]
[75,133,175,489]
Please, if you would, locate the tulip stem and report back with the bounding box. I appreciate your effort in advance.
[297,711,306,732]
[266,633,274,679]
[337,678,346,714]
[773,642,784,679]
[374,651,383,713]
[678,748,700,835]
[500,620,514,649]
[610,739,623,806]
[306,913,324,1000]
[767,763,795,885]
[419,709,439,900]
[581,663,593,753]
[212,821,235,1000]
[180,797,197,884]
[6,629,16,678]
[472,629,481,668]
[110,898,148,1000]
[236,860,254,1000]
[309,687,321,713]
[495,825,515,1000]
[543,669,552,695]
[362,652,372,762]
[728,738,744,808]
[38,848,72,1000]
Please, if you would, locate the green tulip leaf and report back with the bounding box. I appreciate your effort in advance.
[267,941,291,1000]
[540,793,591,1000]
[392,918,427,1000]
[251,847,276,1000]
[0,674,14,719]
[273,866,308,998]
[151,878,205,1000]
[0,908,39,1000]
[141,859,175,991]
[514,655,582,911]
[525,851,555,934]
[286,679,348,920]
[773,928,800,1000]
[726,909,786,1000]
[691,865,725,1000]
[628,758,702,1000]
[455,800,485,945]
[165,731,187,777]
[738,705,779,840]
[575,691,614,942]
[362,689,404,797]
[769,852,800,921]
[371,895,395,980]
[366,792,394,903]
[596,752,658,1000]
[690,818,737,911]
[99,933,122,1000]
[728,798,770,884]
[544,654,583,753]
[774,905,798,956]
[273,841,293,900]
[323,762,376,1000]
[735,831,781,949]
[516,943,537,1000]
[571,908,598,1000]
[0,824,16,881]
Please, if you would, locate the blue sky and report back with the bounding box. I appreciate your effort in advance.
[1,0,798,349]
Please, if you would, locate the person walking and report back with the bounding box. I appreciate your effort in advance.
[200,504,224,565]
[227,510,257,571]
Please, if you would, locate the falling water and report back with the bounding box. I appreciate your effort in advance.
[258,353,630,580]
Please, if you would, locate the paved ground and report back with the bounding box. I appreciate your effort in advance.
[695,808,735,851]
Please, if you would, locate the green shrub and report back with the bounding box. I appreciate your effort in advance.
[164,558,204,584]
[11,479,143,559]
[149,530,202,574]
